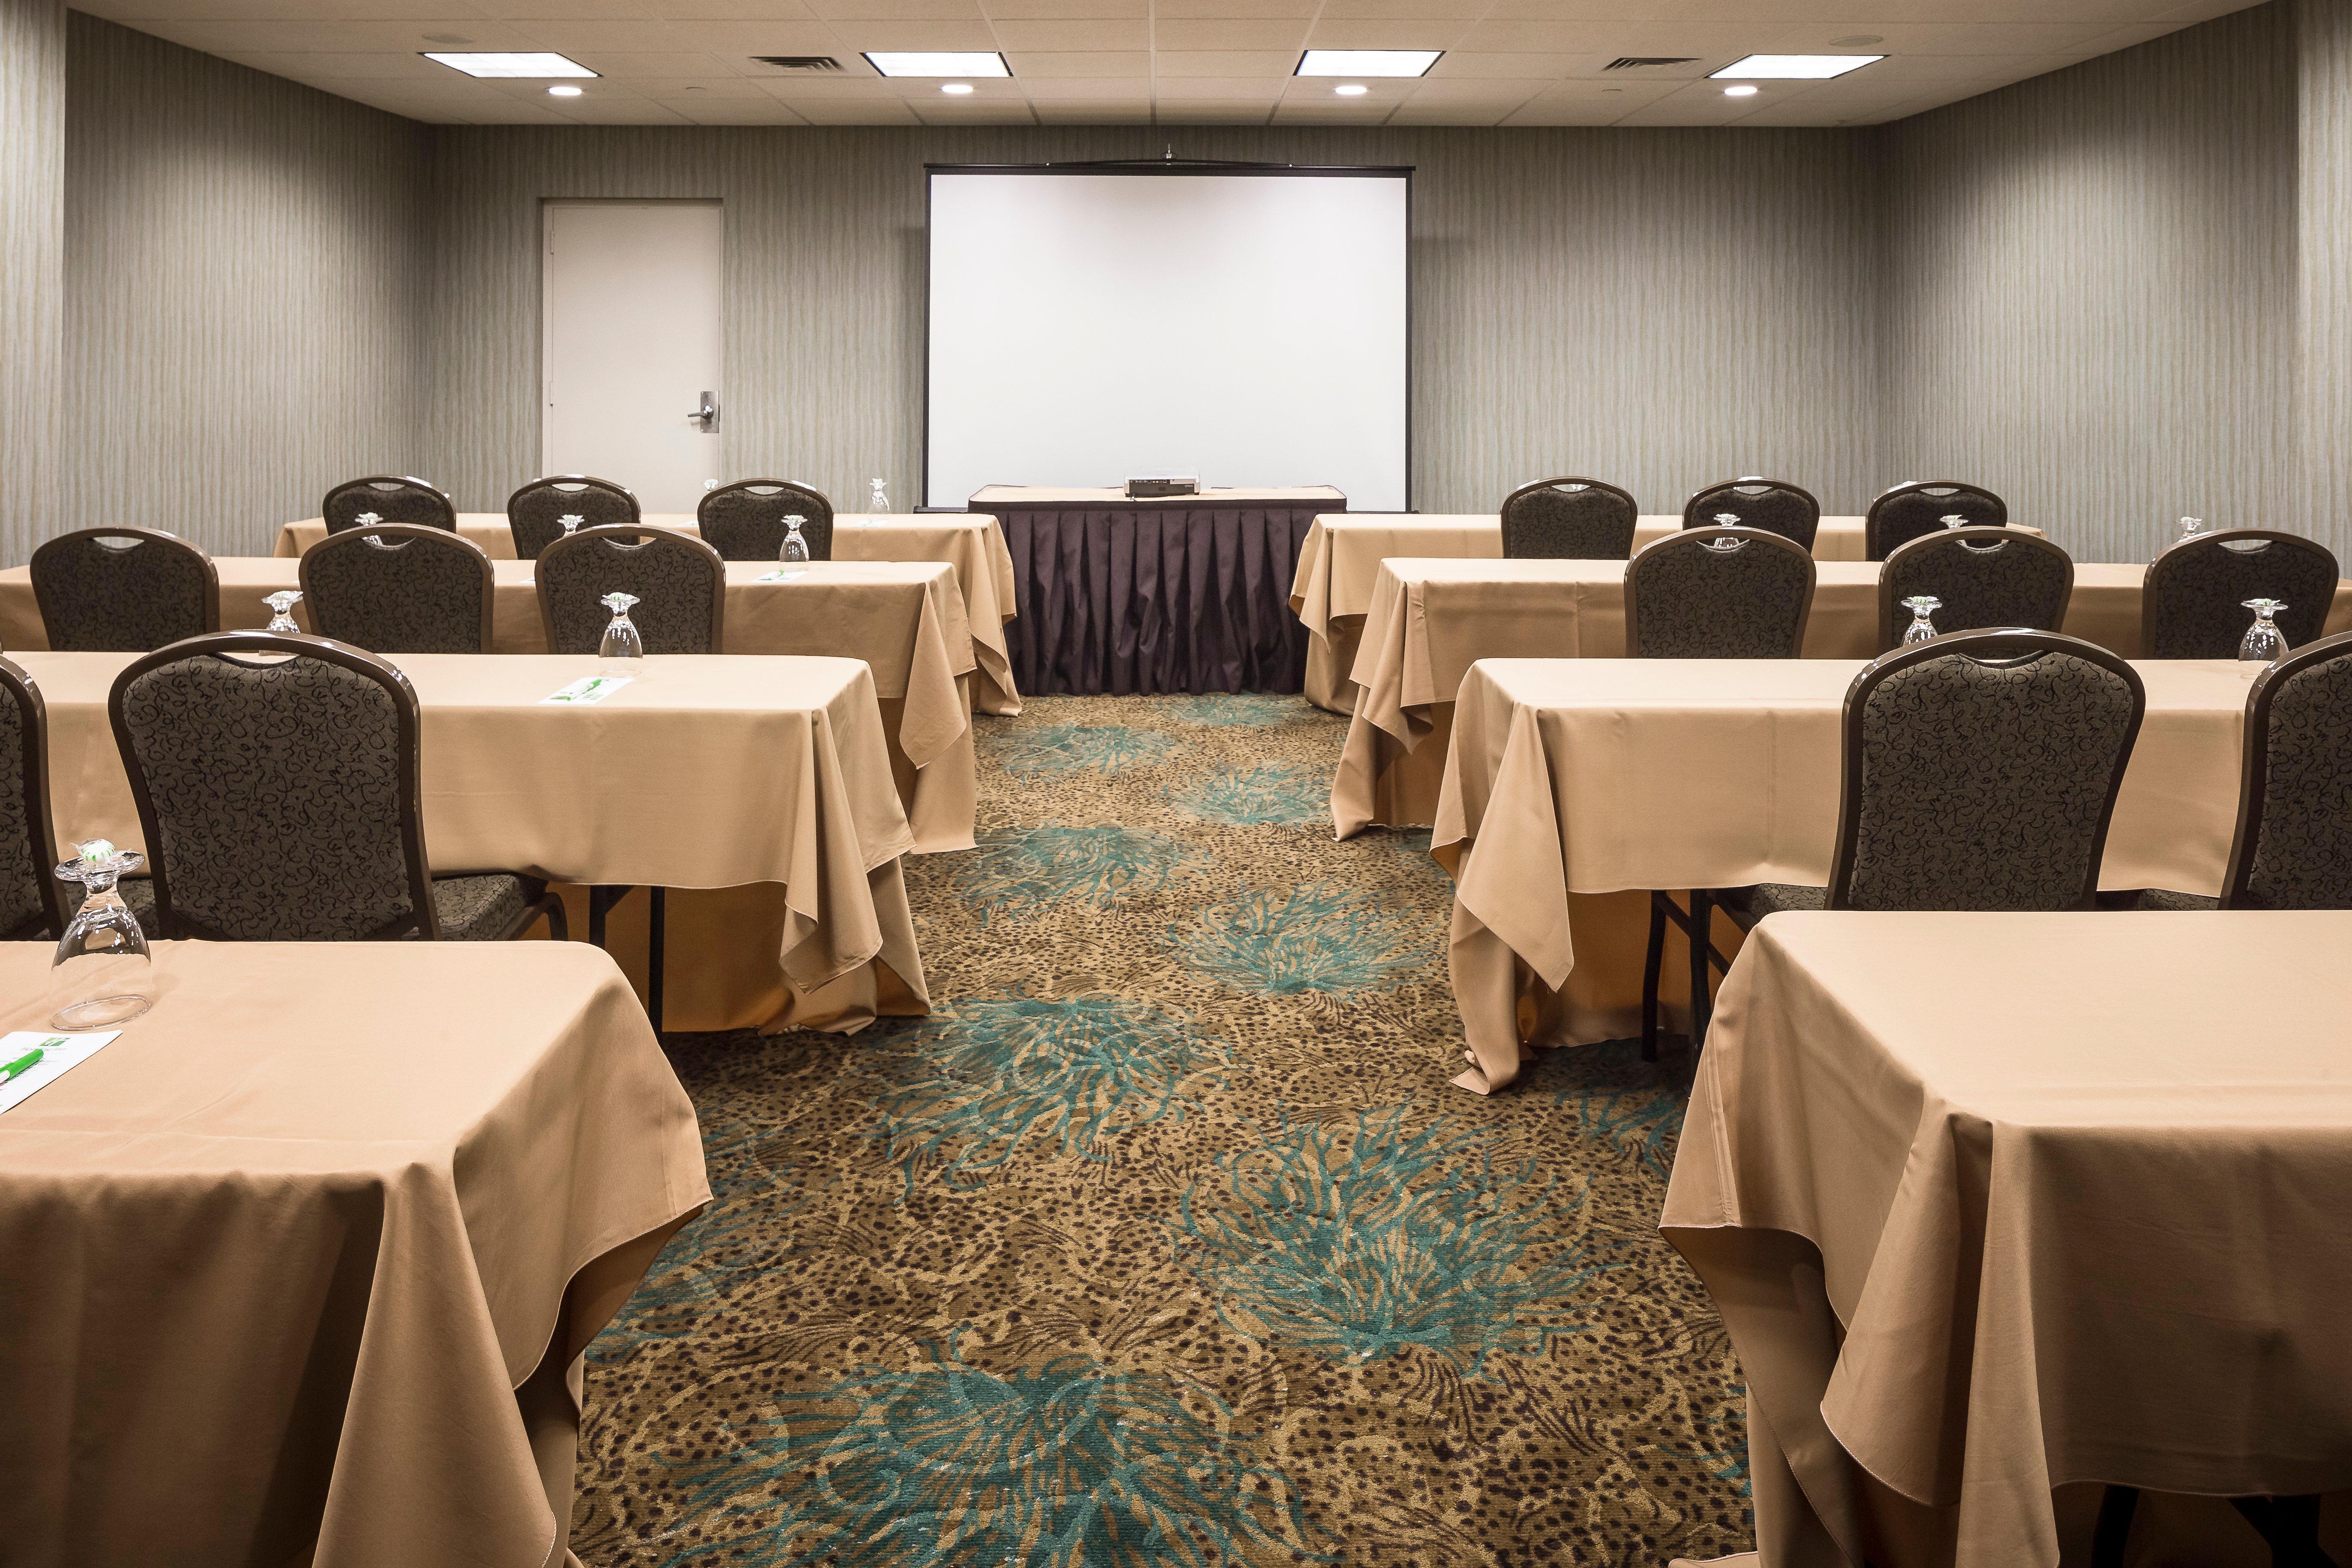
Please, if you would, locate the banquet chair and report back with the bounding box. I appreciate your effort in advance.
[107,630,563,942]
[1863,479,2008,561]
[2142,530,2339,658]
[1686,630,2145,1045]
[1876,527,2074,652]
[699,478,834,561]
[0,657,68,941]
[1499,477,1640,559]
[507,474,640,560]
[1626,527,1818,1057]
[300,523,496,654]
[2127,628,2352,913]
[322,475,458,536]
[30,527,220,652]
[1683,477,1821,553]
[536,525,726,655]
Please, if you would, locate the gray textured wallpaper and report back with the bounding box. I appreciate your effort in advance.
[2,0,65,569]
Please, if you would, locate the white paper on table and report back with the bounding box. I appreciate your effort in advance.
[0,1029,123,1115]
[756,568,808,582]
[540,674,635,705]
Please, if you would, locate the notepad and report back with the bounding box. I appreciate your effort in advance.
[756,568,808,582]
[541,674,634,705]
[0,1029,123,1115]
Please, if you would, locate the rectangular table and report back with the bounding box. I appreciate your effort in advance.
[21,651,928,1034]
[0,939,709,1568]
[1,559,980,855]
[273,512,1024,714]
[1337,557,2352,837]
[1663,911,2352,1568]
[969,484,1343,696]
[1431,656,2259,1093]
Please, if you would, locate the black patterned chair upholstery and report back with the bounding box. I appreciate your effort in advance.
[300,524,496,654]
[322,475,457,536]
[507,475,640,560]
[1864,480,2008,561]
[698,479,834,562]
[1499,478,1640,560]
[0,658,66,941]
[2141,530,2340,658]
[107,631,562,942]
[536,526,726,655]
[1683,477,1821,553]
[1876,527,2074,652]
[1626,527,1816,659]
[1680,631,2144,1047]
[30,528,220,652]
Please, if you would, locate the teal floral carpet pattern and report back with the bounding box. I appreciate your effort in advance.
[570,693,1749,1567]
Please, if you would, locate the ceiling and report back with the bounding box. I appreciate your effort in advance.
[77,0,2262,127]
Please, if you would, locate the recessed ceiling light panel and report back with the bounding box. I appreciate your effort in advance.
[548,84,582,96]
[1709,53,1881,80]
[423,51,597,79]
[864,51,1008,77]
[1333,83,1368,96]
[940,82,973,94]
[1723,85,1758,97]
[1295,49,1440,78]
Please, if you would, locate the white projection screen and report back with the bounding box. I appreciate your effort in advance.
[925,165,1411,510]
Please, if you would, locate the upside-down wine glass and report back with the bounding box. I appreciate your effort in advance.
[1941,513,1969,530]
[263,591,302,634]
[781,514,810,563]
[869,476,889,514]
[599,591,644,676]
[2239,598,2287,679]
[559,512,585,539]
[1901,595,1942,646]
[51,839,153,1029]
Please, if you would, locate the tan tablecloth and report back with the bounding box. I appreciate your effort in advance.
[1430,656,2261,1093]
[1663,911,2352,1568]
[1289,514,1882,711]
[1336,559,2352,837]
[2,560,978,855]
[0,938,708,1568]
[19,651,928,1034]
[270,513,1024,714]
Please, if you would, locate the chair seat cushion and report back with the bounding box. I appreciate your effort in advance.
[2133,887,2220,912]
[431,873,547,941]
[1715,882,1829,925]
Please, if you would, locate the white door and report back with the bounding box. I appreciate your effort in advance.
[542,200,724,513]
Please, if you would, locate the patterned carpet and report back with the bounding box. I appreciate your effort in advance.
[568,692,1751,1568]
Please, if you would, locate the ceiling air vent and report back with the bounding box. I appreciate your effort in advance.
[753,55,843,72]
[1603,56,1699,69]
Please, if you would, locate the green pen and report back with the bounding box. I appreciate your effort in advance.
[0,1040,57,1084]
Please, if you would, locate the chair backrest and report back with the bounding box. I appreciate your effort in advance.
[1877,527,2075,652]
[2141,529,2341,659]
[536,525,726,655]
[1826,629,2146,911]
[2219,628,2352,909]
[698,478,834,562]
[30,527,220,652]
[506,474,640,560]
[1864,480,2008,561]
[1683,477,1821,552]
[1624,526,1816,658]
[0,657,64,940]
[1498,477,1640,560]
[300,523,496,655]
[322,475,457,536]
[108,631,439,940]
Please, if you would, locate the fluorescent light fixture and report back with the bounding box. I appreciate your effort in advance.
[423,51,596,78]
[547,84,582,96]
[1710,53,1881,80]
[1723,84,1758,97]
[864,51,1008,77]
[940,82,974,94]
[1333,83,1368,96]
[1296,49,1439,78]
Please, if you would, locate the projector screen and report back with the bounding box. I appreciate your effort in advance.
[925,165,1411,510]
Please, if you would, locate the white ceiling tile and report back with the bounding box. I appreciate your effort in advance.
[469,0,657,18]
[1150,0,1314,14]
[514,16,732,46]
[984,0,1145,15]
[559,49,749,74]
[1027,101,1150,119]
[1499,96,1634,123]
[1386,99,1515,123]
[1152,18,1308,51]
[1151,49,1296,76]
[1406,74,1549,101]
[1300,20,1472,49]
[1150,76,1281,98]
[1002,48,1149,74]
[628,72,775,90]
[813,17,997,45]
[785,92,919,116]
[635,0,821,19]
[1427,51,1594,77]
[665,95,812,117]
[1318,0,1494,17]
[990,18,1148,49]
[1014,74,1145,95]
[1152,101,1274,121]
[221,47,452,74]
[744,69,896,90]
[805,0,982,17]
[668,16,848,47]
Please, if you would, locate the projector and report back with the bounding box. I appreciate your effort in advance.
[1124,475,1200,499]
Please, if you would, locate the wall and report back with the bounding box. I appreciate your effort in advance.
[421,125,1880,521]
[1,0,66,568]
[1871,2,2301,565]
[2300,0,2352,537]
[60,12,429,558]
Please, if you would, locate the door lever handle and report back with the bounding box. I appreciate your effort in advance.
[687,391,719,431]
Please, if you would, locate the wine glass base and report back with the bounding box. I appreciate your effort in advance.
[53,993,152,1029]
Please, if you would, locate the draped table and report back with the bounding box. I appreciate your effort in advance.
[1431,657,2258,1093]
[968,485,1343,695]
[1663,910,2352,1568]
[1337,558,2352,838]
[272,513,1023,715]
[0,938,709,1568]
[19,651,928,1034]
[0,559,979,856]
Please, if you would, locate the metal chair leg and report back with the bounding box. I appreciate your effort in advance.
[1641,893,1667,1061]
[648,887,665,1036]
[1688,891,1715,1048]
[2093,1485,2139,1568]
[2228,1494,2333,1567]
